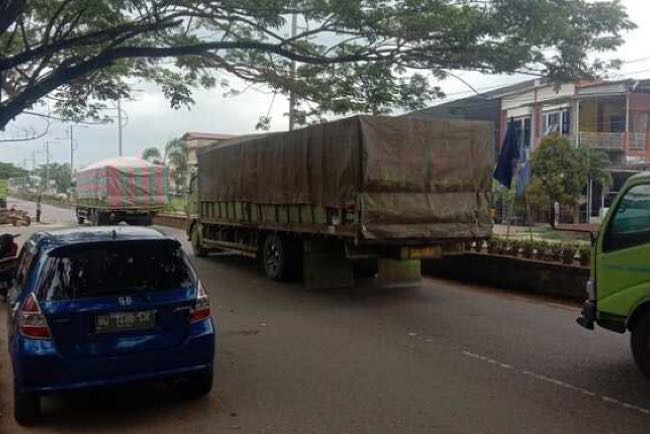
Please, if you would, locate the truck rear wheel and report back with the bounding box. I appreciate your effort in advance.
[631,311,650,378]
[191,225,207,257]
[261,235,302,281]
[263,234,288,280]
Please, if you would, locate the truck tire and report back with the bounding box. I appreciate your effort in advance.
[263,234,288,280]
[14,387,40,426]
[191,225,207,257]
[631,311,650,378]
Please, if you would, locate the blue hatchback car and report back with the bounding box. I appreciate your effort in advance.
[6,226,215,425]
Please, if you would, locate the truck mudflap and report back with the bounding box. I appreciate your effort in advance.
[576,300,596,330]
[577,280,596,330]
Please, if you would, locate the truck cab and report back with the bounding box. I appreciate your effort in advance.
[579,172,650,376]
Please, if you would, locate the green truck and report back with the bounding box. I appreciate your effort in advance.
[0,179,7,209]
[578,172,650,376]
[188,115,494,289]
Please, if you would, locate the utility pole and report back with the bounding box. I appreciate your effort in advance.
[70,125,74,177]
[117,98,124,156]
[45,140,50,191]
[288,10,298,131]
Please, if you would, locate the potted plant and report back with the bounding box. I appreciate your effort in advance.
[496,238,508,255]
[561,243,577,264]
[521,240,534,258]
[508,239,521,257]
[486,237,498,254]
[549,243,563,262]
[578,244,591,266]
[533,240,548,260]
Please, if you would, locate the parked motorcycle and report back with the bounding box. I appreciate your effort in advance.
[0,233,19,301]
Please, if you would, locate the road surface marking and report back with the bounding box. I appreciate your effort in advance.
[462,350,650,415]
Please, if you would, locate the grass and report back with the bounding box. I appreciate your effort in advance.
[503,227,590,244]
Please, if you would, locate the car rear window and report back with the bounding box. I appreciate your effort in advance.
[38,241,196,301]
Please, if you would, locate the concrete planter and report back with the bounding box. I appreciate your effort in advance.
[423,253,588,301]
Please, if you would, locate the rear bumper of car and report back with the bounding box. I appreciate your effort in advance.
[12,320,215,394]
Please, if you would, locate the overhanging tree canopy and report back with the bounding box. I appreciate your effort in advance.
[0,0,635,132]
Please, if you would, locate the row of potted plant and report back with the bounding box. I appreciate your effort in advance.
[467,238,591,266]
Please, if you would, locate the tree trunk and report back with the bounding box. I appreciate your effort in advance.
[573,203,581,224]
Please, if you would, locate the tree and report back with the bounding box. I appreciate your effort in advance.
[526,134,611,220]
[141,146,162,164]
[0,1,634,132]
[164,138,188,195]
[32,162,72,193]
[0,161,27,179]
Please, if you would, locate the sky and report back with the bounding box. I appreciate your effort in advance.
[1,0,650,170]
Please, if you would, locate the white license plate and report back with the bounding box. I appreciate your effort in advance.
[95,310,156,333]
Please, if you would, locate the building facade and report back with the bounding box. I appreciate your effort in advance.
[412,78,650,222]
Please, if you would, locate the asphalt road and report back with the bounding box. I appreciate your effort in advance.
[1,202,650,433]
[6,196,77,226]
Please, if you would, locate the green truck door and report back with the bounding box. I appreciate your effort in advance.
[597,182,650,323]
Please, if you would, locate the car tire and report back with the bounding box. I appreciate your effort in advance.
[77,216,85,225]
[182,369,213,399]
[191,225,207,257]
[631,312,650,378]
[14,388,40,426]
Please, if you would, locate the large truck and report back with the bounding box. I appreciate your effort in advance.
[75,157,168,226]
[188,115,494,288]
[578,171,650,377]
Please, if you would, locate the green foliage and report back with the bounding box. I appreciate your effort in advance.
[0,0,635,130]
[141,147,163,164]
[533,240,550,258]
[526,134,611,210]
[164,139,189,195]
[0,162,28,179]
[32,163,72,193]
[578,244,592,265]
[561,243,578,262]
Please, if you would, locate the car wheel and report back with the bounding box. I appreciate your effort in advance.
[14,387,40,426]
[191,225,207,257]
[182,369,213,399]
[77,216,85,225]
[631,312,650,378]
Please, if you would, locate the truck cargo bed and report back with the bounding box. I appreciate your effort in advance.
[197,115,494,242]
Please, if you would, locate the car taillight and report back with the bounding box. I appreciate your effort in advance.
[18,293,52,340]
[189,281,210,323]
